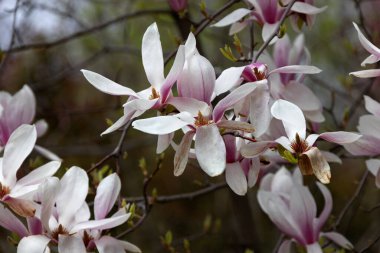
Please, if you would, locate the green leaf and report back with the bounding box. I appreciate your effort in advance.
[278,145,298,164]
[220,45,237,62]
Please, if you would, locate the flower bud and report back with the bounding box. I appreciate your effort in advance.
[241,63,268,82]
[168,0,188,12]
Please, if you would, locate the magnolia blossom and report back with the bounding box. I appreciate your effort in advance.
[0,124,60,217]
[270,100,360,183]
[17,168,138,253]
[168,0,187,12]
[350,22,380,78]
[366,159,380,188]
[212,0,326,41]
[82,22,185,135]
[0,85,60,160]
[258,168,353,252]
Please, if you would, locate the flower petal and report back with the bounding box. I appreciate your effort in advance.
[174,131,195,176]
[17,235,50,253]
[34,145,62,161]
[321,232,353,250]
[156,133,174,154]
[366,159,380,188]
[248,157,260,188]
[282,81,322,112]
[315,182,332,232]
[0,203,29,237]
[35,119,48,137]
[305,242,323,253]
[95,236,141,253]
[214,66,245,96]
[269,65,321,75]
[167,96,209,116]
[271,99,306,140]
[195,124,226,177]
[226,162,247,196]
[249,82,271,137]
[299,147,331,184]
[241,141,275,158]
[343,135,380,156]
[212,8,252,27]
[361,54,380,66]
[2,124,37,187]
[217,120,255,133]
[58,235,87,253]
[71,213,130,232]
[350,69,380,78]
[132,113,191,135]
[39,177,60,233]
[142,23,165,87]
[364,95,380,117]
[353,22,380,57]
[81,70,137,96]
[278,239,292,253]
[291,2,327,15]
[4,198,36,217]
[95,173,121,220]
[319,131,361,144]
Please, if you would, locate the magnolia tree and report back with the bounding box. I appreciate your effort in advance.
[0,0,379,252]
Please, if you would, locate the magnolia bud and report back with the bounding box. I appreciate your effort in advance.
[168,0,188,12]
[241,63,268,82]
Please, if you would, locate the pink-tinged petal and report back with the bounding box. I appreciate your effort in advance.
[156,133,174,154]
[366,159,380,188]
[27,217,43,235]
[34,145,62,161]
[95,173,121,220]
[358,115,380,136]
[353,22,380,57]
[123,97,158,112]
[249,82,271,137]
[315,182,332,232]
[343,135,380,156]
[282,82,322,111]
[0,203,29,237]
[213,80,266,122]
[38,177,60,232]
[17,235,50,253]
[274,35,291,68]
[361,54,380,66]
[214,67,245,96]
[56,166,88,229]
[226,162,247,196]
[167,97,209,116]
[271,99,306,140]
[241,141,276,158]
[305,134,319,147]
[229,20,250,35]
[142,23,165,87]
[321,232,353,250]
[71,213,130,232]
[178,53,215,104]
[248,157,260,188]
[278,239,292,253]
[303,109,325,123]
[95,236,141,253]
[319,131,361,144]
[212,8,252,27]
[4,198,36,217]
[132,113,190,135]
[320,151,342,164]
[275,136,292,152]
[364,95,380,117]
[6,85,36,130]
[195,124,226,177]
[184,32,197,57]
[291,2,327,15]
[305,242,323,253]
[350,69,380,78]
[58,235,87,253]
[174,131,195,176]
[81,70,137,96]
[262,22,279,45]
[160,45,185,102]
[2,124,37,187]
[269,65,321,75]
[35,119,48,137]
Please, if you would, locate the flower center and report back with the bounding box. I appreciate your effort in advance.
[0,183,10,199]
[194,111,213,127]
[149,87,160,100]
[51,224,70,241]
[241,63,268,82]
[290,133,310,154]
[82,230,94,247]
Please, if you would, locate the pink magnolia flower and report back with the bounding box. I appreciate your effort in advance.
[212,0,326,41]
[132,80,265,177]
[0,124,60,217]
[0,85,60,161]
[271,100,360,183]
[350,22,380,78]
[258,167,353,252]
[17,168,137,253]
[82,22,185,135]
[168,0,187,12]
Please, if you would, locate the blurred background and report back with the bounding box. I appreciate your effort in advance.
[0,0,379,252]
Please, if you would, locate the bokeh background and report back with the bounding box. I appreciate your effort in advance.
[0,0,379,252]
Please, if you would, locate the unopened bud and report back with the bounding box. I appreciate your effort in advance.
[168,0,188,12]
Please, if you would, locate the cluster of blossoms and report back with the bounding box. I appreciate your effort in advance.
[0,91,139,251]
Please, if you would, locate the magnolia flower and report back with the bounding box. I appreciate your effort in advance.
[271,100,360,183]
[0,124,60,217]
[82,22,185,135]
[366,159,380,188]
[212,0,326,41]
[132,80,265,177]
[350,22,380,78]
[258,168,353,252]
[0,85,60,160]
[168,0,187,12]
[17,168,136,253]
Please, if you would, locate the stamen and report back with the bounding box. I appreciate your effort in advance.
[194,111,213,127]
[0,183,10,199]
[51,224,70,241]
[149,87,160,100]
[290,133,310,154]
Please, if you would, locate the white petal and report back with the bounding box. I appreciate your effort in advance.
[278,240,292,253]
[2,124,37,187]
[366,159,380,188]
[132,113,190,135]
[39,177,61,233]
[34,145,62,161]
[71,213,129,232]
[305,242,323,253]
[95,173,121,220]
[0,203,29,237]
[212,8,252,27]
[319,131,361,144]
[350,69,380,78]
[35,119,48,137]
[364,95,380,117]
[142,23,165,87]
[291,2,327,15]
[156,133,174,154]
[229,20,249,35]
[358,115,380,137]
[101,113,133,136]
[321,232,353,250]
[282,81,322,111]
[262,22,279,45]
[269,65,322,75]
[271,99,306,140]
[174,131,195,176]
[248,157,260,188]
[353,22,380,57]
[225,162,247,196]
[320,151,342,164]
[167,96,209,116]
[361,54,380,66]
[249,82,271,137]
[81,70,137,96]
[95,236,141,253]
[195,124,226,177]
[58,235,87,253]
[215,67,245,96]
[17,235,50,253]
[241,141,275,158]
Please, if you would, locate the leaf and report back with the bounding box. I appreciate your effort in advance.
[220,45,238,62]
[278,145,298,164]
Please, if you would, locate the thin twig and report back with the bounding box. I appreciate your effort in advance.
[253,0,297,62]
[358,233,380,253]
